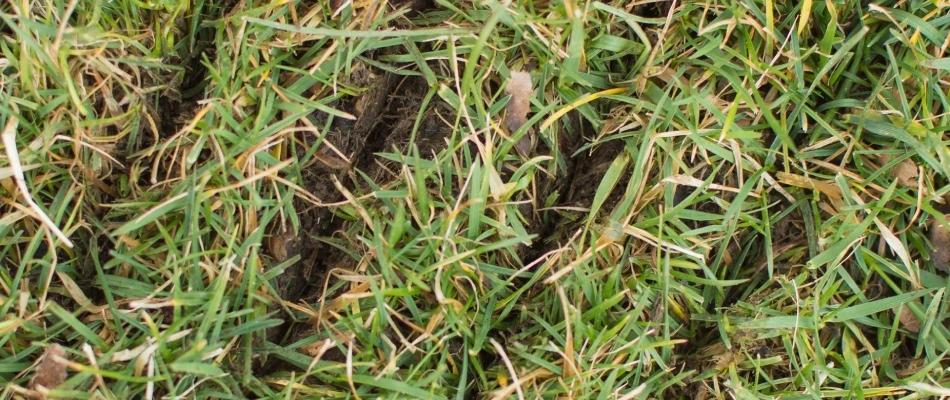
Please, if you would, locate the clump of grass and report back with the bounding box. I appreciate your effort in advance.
[2,0,949,398]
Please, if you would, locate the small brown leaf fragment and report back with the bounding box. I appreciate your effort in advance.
[504,70,534,133]
[514,135,532,158]
[877,154,919,188]
[300,338,335,358]
[266,231,298,262]
[32,344,67,393]
[895,303,921,333]
[892,158,919,187]
[312,151,351,171]
[931,215,950,271]
[330,0,345,12]
[819,323,839,347]
[712,351,735,370]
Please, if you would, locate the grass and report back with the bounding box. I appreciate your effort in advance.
[1,0,949,398]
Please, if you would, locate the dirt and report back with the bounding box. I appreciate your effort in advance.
[130,0,702,382]
[260,65,633,380]
[20,0,933,396]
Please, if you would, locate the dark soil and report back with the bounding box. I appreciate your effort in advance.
[155,0,637,378]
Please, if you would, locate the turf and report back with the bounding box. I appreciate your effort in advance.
[1,0,949,398]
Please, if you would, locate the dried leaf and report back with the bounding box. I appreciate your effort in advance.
[892,159,919,187]
[504,70,534,132]
[32,344,67,393]
[819,324,840,346]
[776,172,842,200]
[301,338,335,357]
[712,351,736,370]
[514,135,531,157]
[931,215,950,271]
[312,151,351,171]
[877,154,919,188]
[894,303,921,333]
[266,231,298,262]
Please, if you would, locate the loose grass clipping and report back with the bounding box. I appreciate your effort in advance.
[1,117,73,248]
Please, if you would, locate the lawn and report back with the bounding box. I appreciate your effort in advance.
[1,0,949,398]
